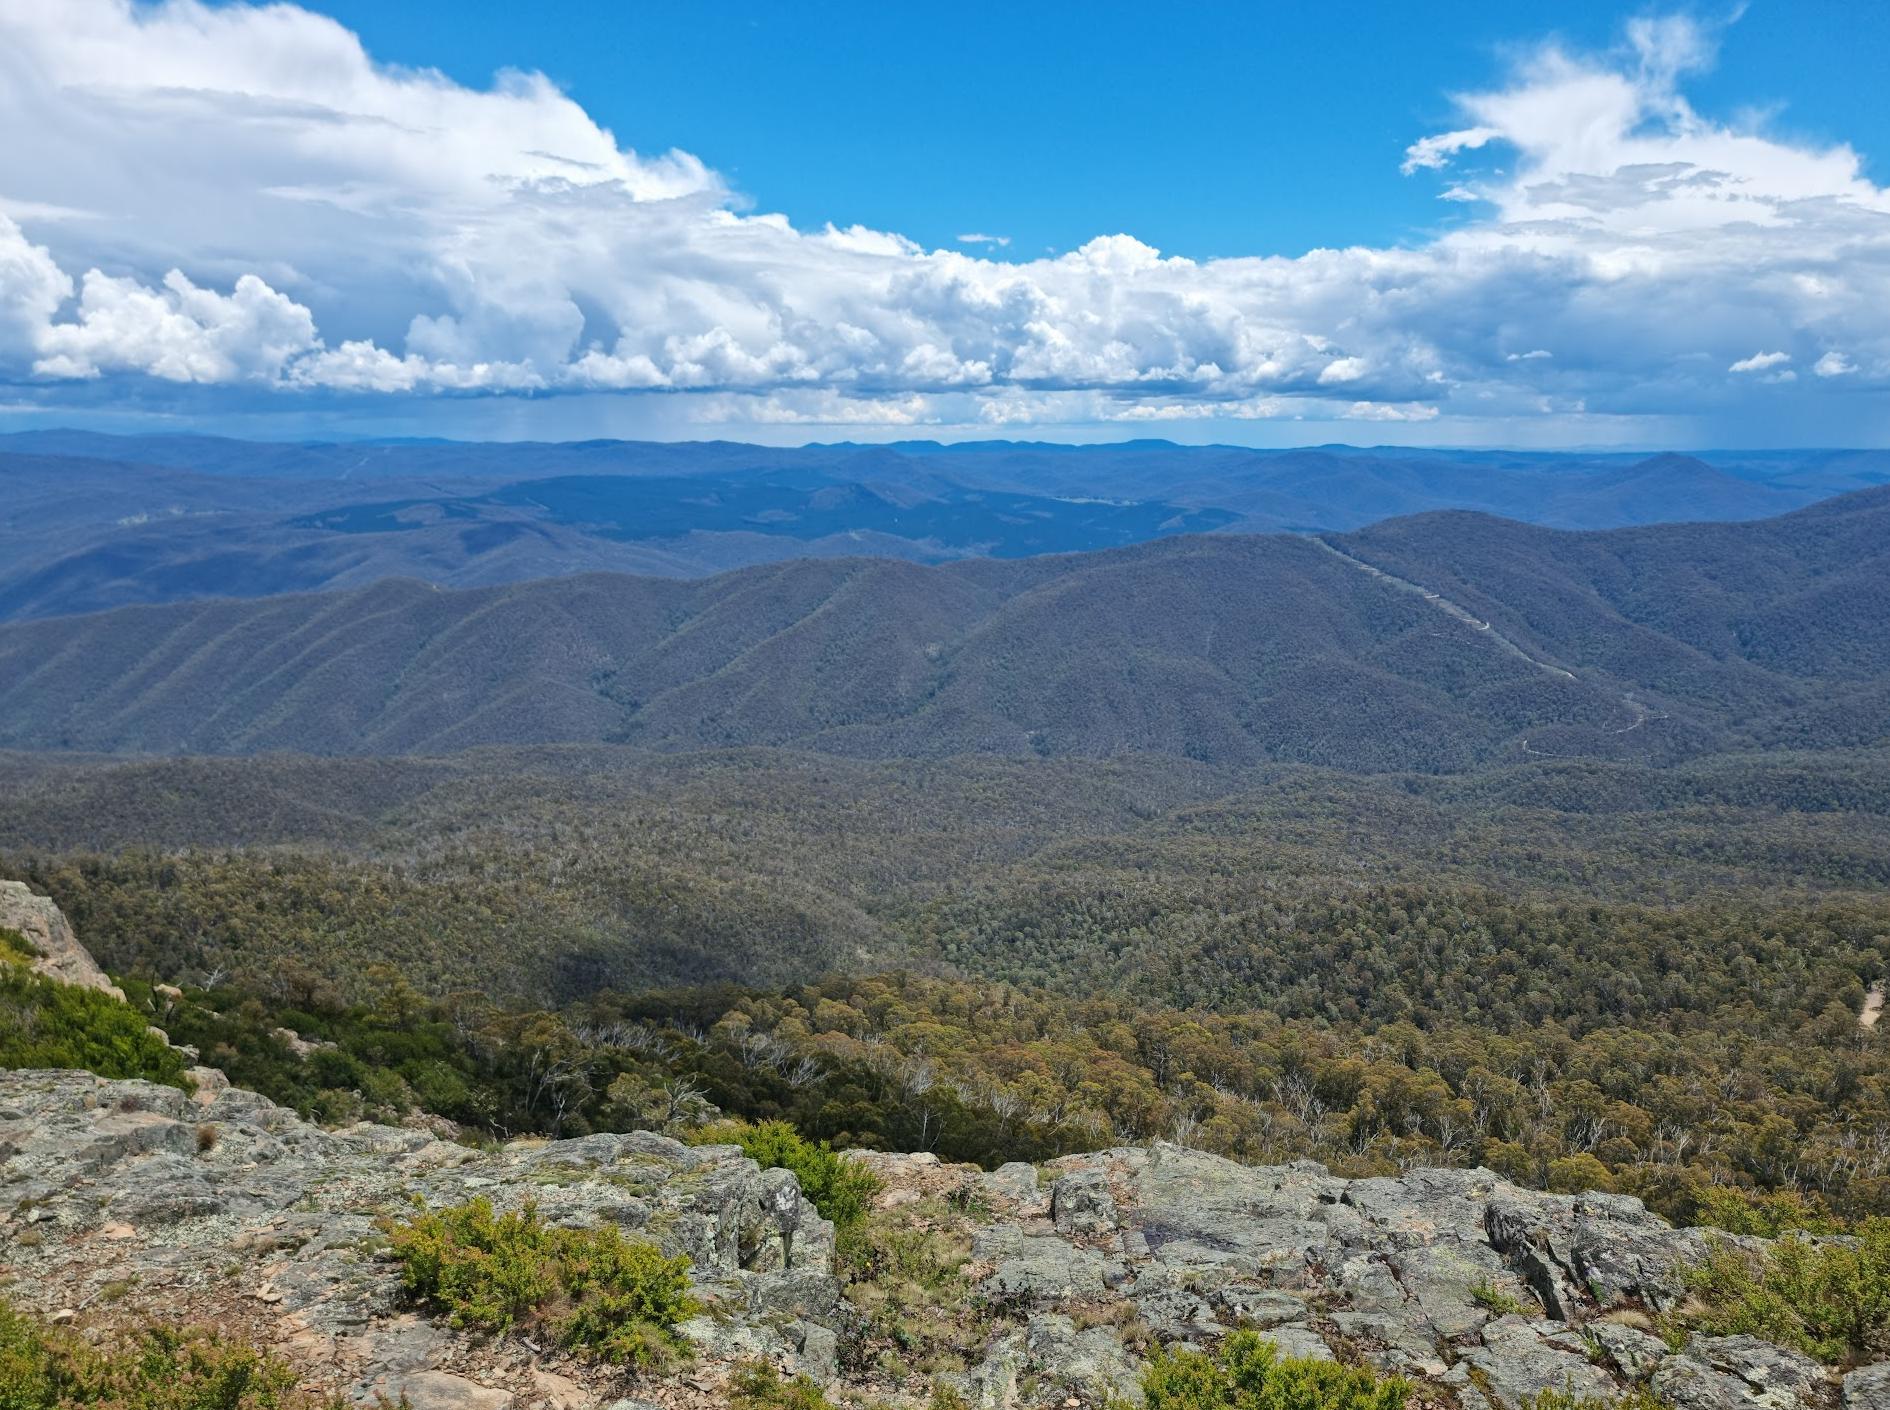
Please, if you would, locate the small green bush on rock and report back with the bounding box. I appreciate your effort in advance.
[1520,1389,1672,1410]
[1676,1218,1890,1365]
[0,1297,339,1409]
[1468,1279,1527,1316]
[387,1196,695,1367]
[1136,1331,1409,1410]
[697,1119,880,1231]
[728,1360,839,1409]
[0,965,190,1089]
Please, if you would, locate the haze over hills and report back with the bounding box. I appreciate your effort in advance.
[3,432,1885,623]
[3,483,1884,771]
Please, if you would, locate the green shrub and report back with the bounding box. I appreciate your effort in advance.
[1136,1331,1409,1410]
[1520,1389,1672,1410]
[1692,1186,1840,1238]
[0,967,190,1088]
[1468,1279,1527,1316]
[387,1197,695,1367]
[727,1360,839,1409]
[0,926,41,960]
[0,1297,340,1409]
[700,1119,881,1231]
[1675,1219,1890,1364]
[839,1198,983,1377]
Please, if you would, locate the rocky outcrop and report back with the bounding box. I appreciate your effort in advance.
[0,879,122,998]
[0,1068,838,1407]
[934,1145,1859,1410]
[5,1067,1883,1409]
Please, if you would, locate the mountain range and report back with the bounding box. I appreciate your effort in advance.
[3,481,1883,771]
[3,432,1886,624]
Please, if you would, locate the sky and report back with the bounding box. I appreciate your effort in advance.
[1,0,1888,447]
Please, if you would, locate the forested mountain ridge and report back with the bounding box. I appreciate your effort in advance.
[3,432,1884,623]
[1,486,1885,769]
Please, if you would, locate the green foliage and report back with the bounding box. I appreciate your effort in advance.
[1468,1280,1527,1316]
[703,1119,881,1231]
[727,1360,840,1410]
[12,739,1890,1225]
[1692,1186,1840,1237]
[1676,1221,1890,1364]
[838,1198,984,1378]
[387,1196,695,1367]
[1135,1331,1410,1410]
[0,966,189,1088]
[0,925,40,960]
[1519,1389,1672,1410]
[0,1297,341,1409]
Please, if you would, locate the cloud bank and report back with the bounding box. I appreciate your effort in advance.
[1,1,1888,437]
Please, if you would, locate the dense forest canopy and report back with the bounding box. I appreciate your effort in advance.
[5,738,1888,1233]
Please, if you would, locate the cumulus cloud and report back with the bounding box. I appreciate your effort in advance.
[1,0,1888,436]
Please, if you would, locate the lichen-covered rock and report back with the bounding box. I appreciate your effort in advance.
[1844,1362,1890,1410]
[1653,1335,1828,1410]
[981,1162,1041,1206]
[1025,1312,1143,1406]
[0,1064,1856,1410]
[0,1068,839,1402]
[0,879,122,998]
[1051,1168,1117,1236]
[976,1225,1114,1304]
[1460,1315,1618,1410]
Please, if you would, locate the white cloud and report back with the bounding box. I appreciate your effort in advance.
[1401,126,1502,175]
[0,2,1887,438]
[33,268,318,382]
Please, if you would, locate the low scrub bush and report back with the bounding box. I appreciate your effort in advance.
[696,1119,880,1231]
[0,1297,340,1409]
[0,926,40,960]
[727,1361,839,1409]
[1468,1279,1527,1316]
[1690,1185,1840,1238]
[1676,1219,1890,1364]
[839,1198,984,1378]
[1519,1391,1672,1410]
[0,965,190,1088]
[1136,1331,1409,1410]
[387,1196,695,1367]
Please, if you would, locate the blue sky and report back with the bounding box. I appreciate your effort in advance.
[316,1,1890,262]
[1,1,1888,447]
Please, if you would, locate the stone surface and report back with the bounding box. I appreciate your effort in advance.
[0,1067,838,1405]
[1654,1335,1828,1410]
[0,1049,1867,1410]
[1844,1362,1890,1410]
[373,1370,514,1410]
[0,879,122,998]
[981,1162,1041,1205]
[1050,1168,1118,1237]
[1024,1312,1143,1405]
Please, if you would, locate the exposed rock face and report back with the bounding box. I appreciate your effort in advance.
[1,1065,1880,1410]
[0,879,122,998]
[943,1145,1858,1410]
[0,1068,837,1406]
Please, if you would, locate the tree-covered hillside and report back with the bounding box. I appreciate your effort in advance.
[1,486,1886,769]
